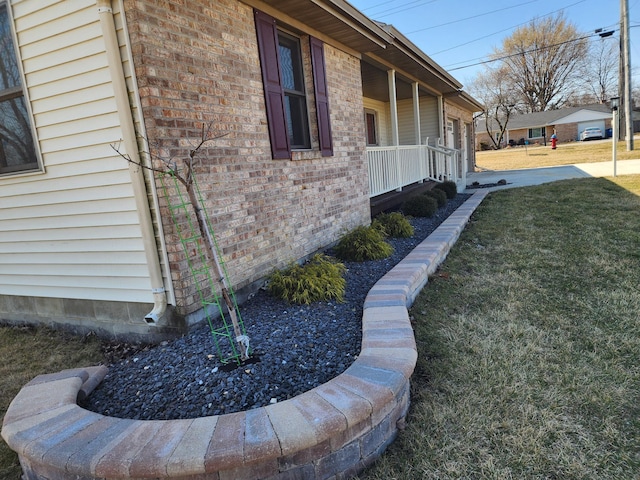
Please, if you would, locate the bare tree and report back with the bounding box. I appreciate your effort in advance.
[579,39,617,103]
[112,127,250,362]
[470,66,521,149]
[493,13,588,112]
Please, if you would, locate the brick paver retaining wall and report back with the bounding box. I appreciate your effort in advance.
[2,191,487,479]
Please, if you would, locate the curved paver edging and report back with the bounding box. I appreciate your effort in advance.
[2,191,487,480]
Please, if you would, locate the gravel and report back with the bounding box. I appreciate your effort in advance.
[80,194,470,420]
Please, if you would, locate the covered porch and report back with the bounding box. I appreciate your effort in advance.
[358,24,482,206]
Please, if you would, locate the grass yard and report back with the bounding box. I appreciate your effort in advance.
[0,326,105,478]
[477,138,640,171]
[360,174,640,479]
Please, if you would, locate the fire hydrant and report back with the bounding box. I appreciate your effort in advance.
[551,134,557,149]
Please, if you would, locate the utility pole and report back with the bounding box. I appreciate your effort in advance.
[621,0,633,150]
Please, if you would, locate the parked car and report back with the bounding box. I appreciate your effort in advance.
[580,127,603,141]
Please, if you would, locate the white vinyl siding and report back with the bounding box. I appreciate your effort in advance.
[397,96,440,146]
[419,95,440,145]
[397,99,415,145]
[0,0,159,303]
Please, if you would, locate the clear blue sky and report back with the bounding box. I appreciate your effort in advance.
[348,0,638,92]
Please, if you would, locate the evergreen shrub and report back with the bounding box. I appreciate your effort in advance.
[433,180,457,199]
[333,225,394,262]
[372,212,414,238]
[424,188,447,207]
[402,195,438,218]
[268,254,346,304]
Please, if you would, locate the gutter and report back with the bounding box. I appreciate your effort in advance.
[97,0,167,324]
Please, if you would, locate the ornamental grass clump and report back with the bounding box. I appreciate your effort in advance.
[333,225,393,262]
[433,180,457,199]
[402,194,438,218]
[424,188,447,207]
[267,254,346,304]
[372,212,414,238]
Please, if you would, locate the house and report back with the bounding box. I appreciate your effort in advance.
[476,104,613,149]
[0,0,481,340]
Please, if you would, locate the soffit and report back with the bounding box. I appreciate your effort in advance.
[253,0,392,52]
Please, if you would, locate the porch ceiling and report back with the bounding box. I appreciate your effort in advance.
[361,60,436,102]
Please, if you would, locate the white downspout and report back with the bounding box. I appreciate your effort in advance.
[438,95,445,145]
[97,0,167,324]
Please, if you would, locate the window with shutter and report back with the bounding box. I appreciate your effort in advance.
[254,10,333,159]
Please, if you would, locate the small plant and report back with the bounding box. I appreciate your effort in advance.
[402,195,438,218]
[372,212,414,238]
[424,188,447,207]
[333,225,394,261]
[267,254,346,304]
[433,180,457,199]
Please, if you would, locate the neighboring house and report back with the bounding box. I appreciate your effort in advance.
[0,0,481,340]
[476,104,613,149]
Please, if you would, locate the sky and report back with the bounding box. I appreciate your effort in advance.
[347,0,639,92]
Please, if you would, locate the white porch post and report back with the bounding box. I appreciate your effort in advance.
[412,82,421,145]
[387,69,401,191]
[388,69,399,146]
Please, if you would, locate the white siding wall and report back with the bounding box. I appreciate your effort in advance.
[419,95,440,145]
[0,0,153,303]
[397,99,415,145]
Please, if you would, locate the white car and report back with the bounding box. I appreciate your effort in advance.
[580,127,603,141]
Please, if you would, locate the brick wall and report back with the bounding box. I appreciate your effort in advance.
[554,123,577,142]
[124,0,370,316]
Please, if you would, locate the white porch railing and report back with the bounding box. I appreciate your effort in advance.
[367,144,464,198]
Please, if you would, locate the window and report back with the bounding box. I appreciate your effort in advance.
[365,110,378,145]
[0,2,38,175]
[255,9,333,159]
[528,127,546,139]
[278,33,310,149]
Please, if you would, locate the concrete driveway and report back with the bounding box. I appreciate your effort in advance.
[464,159,640,193]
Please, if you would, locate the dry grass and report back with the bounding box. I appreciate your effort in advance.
[477,139,640,171]
[0,325,104,478]
[359,175,640,479]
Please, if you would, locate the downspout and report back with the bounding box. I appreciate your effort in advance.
[438,95,445,145]
[97,0,167,324]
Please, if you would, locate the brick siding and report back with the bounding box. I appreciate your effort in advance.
[124,0,370,316]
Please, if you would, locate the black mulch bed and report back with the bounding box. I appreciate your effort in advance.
[80,193,470,420]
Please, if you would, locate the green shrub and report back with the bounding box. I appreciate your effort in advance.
[267,254,346,304]
[433,180,457,199]
[334,225,394,262]
[372,212,414,238]
[402,194,438,217]
[423,188,447,207]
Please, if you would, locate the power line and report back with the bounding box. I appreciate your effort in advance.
[406,0,541,34]
[362,0,438,18]
[430,0,589,57]
[446,31,608,71]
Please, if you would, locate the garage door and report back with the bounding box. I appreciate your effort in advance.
[578,120,606,138]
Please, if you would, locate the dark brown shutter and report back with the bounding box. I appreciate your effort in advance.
[309,37,333,157]
[254,10,290,159]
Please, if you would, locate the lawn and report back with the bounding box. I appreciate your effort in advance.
[477,138,640,171]
[360,174,640,479]
[0,326,105,478]
[2,176,640,480]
